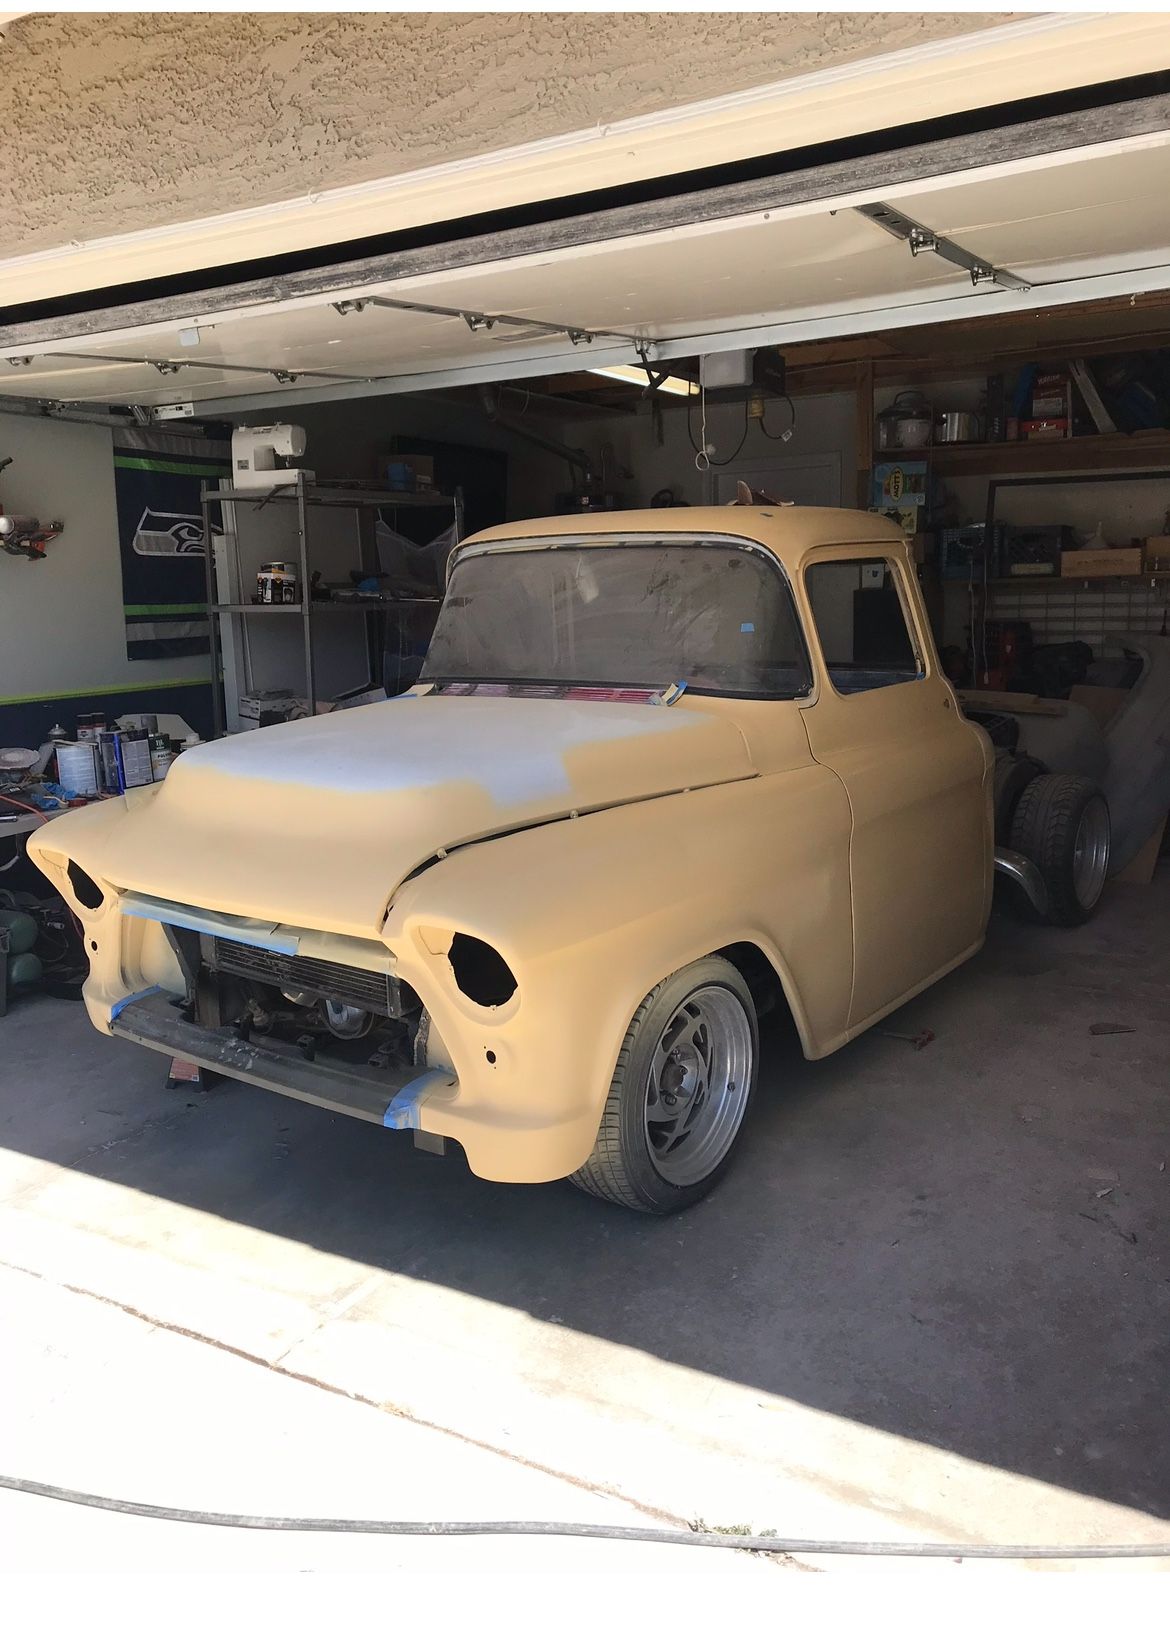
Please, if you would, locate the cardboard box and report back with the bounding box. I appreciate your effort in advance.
[1060,547,1144,578]
[237,690,308,729]
[1144,535,1170,571]
[1031,372,1071,420]
[873,503,919,536]
[873,461,928,507]
[1021,417,1069,441]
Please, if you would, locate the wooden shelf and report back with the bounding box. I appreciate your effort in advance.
[926,431,1170,477]
[983,575,1167,591]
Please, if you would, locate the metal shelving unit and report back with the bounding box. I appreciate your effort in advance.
[199,473,460,736]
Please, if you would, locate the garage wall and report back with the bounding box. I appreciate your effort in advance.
[0,413,213,745]
[235,393,579,519]
[0,395,575,747]
[573,392,855,511]
[265,386,858,521]
[215,393,580,706]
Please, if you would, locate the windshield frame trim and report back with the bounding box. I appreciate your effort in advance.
[431,531,814,702]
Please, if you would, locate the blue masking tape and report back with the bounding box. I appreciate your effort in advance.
[383,1068,451,1130]
[110,984,162,1021]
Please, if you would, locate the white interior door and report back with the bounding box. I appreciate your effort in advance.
[714,454,841,508]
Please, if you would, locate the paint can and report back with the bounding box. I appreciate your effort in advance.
[55,741,100,798]
[257,561,298,604]
[149,735,175,781]
[116,729,154,790]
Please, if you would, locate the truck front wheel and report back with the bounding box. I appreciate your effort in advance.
[570,956,758,1214]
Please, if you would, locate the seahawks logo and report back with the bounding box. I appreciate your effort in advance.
[132,508,221,557]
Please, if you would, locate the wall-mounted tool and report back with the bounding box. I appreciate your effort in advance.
[0,456,64,559]
[230,423,312,490]
[0,514,64,561]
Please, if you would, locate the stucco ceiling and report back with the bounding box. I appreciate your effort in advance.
[0,11,1016,257]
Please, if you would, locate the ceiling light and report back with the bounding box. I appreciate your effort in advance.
[588,364,697,397]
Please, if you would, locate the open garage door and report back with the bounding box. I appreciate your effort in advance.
[1,88,1169,417]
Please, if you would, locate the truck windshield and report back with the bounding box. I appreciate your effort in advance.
[421,540,812,699]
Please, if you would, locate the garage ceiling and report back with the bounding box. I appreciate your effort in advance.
[2,108,1170,418]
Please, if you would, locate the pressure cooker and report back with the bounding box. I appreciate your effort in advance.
[876,391,933,451]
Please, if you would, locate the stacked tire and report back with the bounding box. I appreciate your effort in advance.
[1007,771,1111,926]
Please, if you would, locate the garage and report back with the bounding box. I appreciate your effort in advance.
[1,11,1169,1580]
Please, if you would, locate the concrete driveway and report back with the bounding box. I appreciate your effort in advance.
[2,878,1168,1572]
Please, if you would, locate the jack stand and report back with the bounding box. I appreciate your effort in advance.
[166,1056,224,1092]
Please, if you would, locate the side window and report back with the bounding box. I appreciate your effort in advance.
[805,558,923,695]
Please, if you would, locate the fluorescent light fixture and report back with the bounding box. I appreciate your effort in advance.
[587,364,697,396]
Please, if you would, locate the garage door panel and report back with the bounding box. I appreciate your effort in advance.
[969,229,1170,283]
[909,142,1170,232]
[3,130,1170,409]
[387,211,961,333]
[0,355,299,406]
[97,304,467,375]
[0,302,582,403]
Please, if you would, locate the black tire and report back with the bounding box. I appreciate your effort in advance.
[570,956,758,1215]
[992,751,1042,845]
[1008,772,1111,927]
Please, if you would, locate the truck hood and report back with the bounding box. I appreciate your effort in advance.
[51,696,754,936]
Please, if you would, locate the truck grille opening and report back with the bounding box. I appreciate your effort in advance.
[212,938,405,1017]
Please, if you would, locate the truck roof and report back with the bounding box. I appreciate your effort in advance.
[461,505,908,568]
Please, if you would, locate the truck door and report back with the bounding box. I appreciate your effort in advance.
[797,547,990,1028]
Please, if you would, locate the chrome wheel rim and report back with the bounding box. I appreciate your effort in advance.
[1073,798,1110,910]
[643,985,753,1186]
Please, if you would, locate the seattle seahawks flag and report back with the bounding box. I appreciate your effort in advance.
[114,428,229,660]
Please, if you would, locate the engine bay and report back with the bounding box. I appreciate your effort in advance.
[165,925,425,1072]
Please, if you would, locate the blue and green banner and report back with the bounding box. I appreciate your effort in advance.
[114,429,229,661]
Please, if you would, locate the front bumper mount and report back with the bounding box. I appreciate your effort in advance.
[111,989,455,1129]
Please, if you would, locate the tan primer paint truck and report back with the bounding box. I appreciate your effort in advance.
[29,508,1109,1212]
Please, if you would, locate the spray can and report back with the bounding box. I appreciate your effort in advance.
[97,729,121,792]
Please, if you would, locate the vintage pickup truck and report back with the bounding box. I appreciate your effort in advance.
[29,507,1109,1213]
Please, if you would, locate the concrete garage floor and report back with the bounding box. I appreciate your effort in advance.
[1,873,1168,1573]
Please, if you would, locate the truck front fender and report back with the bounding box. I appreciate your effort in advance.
[381,768,852,1180]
